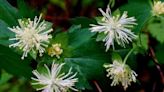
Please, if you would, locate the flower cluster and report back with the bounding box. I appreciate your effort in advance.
[9,15,53,59]
[7,2,142,91]
[31,63,78,92]
[48,43,63,58]
[104,60,137,90]
[90,6,137,51]
[152,1,164,16]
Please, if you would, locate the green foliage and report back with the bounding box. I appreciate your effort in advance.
[0,71,12,85]
[138,34,149,50]
[0,71,33,92]
[65,40,109,89]
[111,52,122,62]
[63,26,109,89]
[51,32,68,48]
[17,0,37,18]
[109,0,115,8]
[0,19,14,46]
[82,0,93,7]
[0,45,32,78]
[133,34,149,54]
[68,25,96,48]
[0,0,18,26]
[49,0,65,9]
[120,0,152,33]
[70,17,97,28]
[0,0,164,91]
[155,44,164,64]
[148,17,164,43]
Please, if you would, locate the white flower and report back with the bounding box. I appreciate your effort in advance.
[31,63,78,92]
[104,60,137,90]
[152,1,164,16]
[48,43,63,59]
[90,6,137,51]
[9,15,53,59]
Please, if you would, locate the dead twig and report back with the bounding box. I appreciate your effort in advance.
[93,80,102,92]
[149,47,164,85]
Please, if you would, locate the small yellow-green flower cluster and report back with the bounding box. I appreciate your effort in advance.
[152,1,164,16]
[48,43,63,58]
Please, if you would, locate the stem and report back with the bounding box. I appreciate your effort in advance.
[123,48,135,64]
[152,82,156,92]
[150,47,164,85]
[93,81,102,92]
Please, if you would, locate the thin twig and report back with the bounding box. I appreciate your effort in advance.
[93,80,102,92]
[152,82,156,92]
[150,47,164,85]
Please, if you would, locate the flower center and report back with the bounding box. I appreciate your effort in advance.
[22,28,38,46]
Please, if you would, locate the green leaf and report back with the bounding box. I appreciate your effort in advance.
[96,32,106,42]
[51,32,69,48]
[29,50,38,60]
[17,0,37,18]
[155,44,164,64]
[65,39,110,89]
[70,17,97,28]
[68,26,96,49]
[0,0,19,26]
[0,45,32,78]
[0,71,12,85]
[48,32,71,60]
[148,17,164,43]
[49,0,65,9]
[139,34,149,50]
[120,0,152,33]
[111,52,122,62]
[43,21,53,32]
[133,33,149,54]
[82,0,94,7]
[0,19,14,46]
[109,0,115,8]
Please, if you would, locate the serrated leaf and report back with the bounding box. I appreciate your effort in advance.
[64,60,92,90]
[64,39,110,90]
